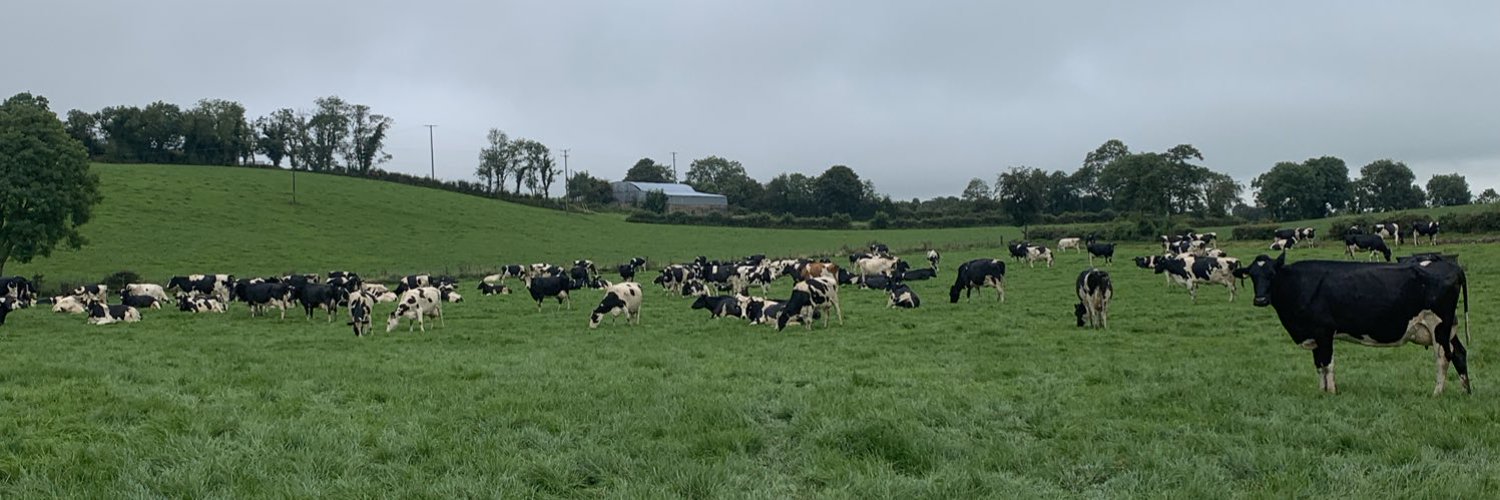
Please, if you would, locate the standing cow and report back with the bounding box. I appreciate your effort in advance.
[949,259,1006,303]
[1074,268,1113,329]
[590,282,643,329]
[387,286,444,332]
[1235,253,1470,394]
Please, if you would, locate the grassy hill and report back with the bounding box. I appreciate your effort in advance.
[11,164,1021,284]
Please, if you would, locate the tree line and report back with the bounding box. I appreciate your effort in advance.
[62,96,394,174]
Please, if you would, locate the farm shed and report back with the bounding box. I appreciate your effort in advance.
[611,181,729,213]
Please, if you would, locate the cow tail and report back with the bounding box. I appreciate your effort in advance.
[1463,278,1472,348]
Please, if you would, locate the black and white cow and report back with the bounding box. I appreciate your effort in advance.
[590,282,643,328]
[949,258,1006,303]
[1412,221,1440,246]
[1086,243,1115,265]
[680,280,709,298]
[297,283,346,322]
[0,276,38,308]
[1025,245,1055,269]
[860,274,892,290]
[742,297,780,325]
[1153,255,1240,302]
[86,301,141,325]
[72,284,108,303]
[776,277,843,331]
[1373,222,1402,246]
[388,286,444,332]
[121,294,161,310]
[52,296,88,314]
[1007,242,1031,262]
[887,282,920,309]
[477,282,512,295]
[529,263,565,278]
[439,284,464,303]
[527,276,582,311]
[691,294,744,319]
[393,274,432,295]
[1344,234,1392,262]
[1236,253,1470,394]
[0,297,15,326]
[729,265,776,295]
[1295,227,1317,246]
[895,268,937,281]
[1271,228,1299,251]
[177,296,226,313]
[1074,268,1113,329]
[926,250,941,272]
[234,282,294,319]
[168,274,234,304]
[485,265,528,284]
[870,243,890,255]
[347,291,374,337]
[326,273,363,294]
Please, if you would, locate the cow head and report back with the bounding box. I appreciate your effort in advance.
[0,297,13,325]
[386,309,405,332]
[1234,253,1285,307]
[1075,302,1087,327]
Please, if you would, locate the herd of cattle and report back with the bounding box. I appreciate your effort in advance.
[0,218,1473,394]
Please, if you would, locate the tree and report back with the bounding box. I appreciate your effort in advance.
[624,157,674,183]
[641,190,668,214]
[1354,159,1425,212]
[255,109,300,168]
[1252,156,1352,220]
[1478,188,1499,204]
[475,129,511,194]
[63,109,102,157]
[684,156,761,207]
[181,99,251,166]
[343,104,392,173]
[813,165,867,217]
[1098,153,1174,215]
[509,139,554,196]
[996,166,1048,233]
[0,93,103,275]
[566,171,615,205]
[1201,172,1242,218]
[138,101,184,164]
[761,173,816,216]
[1426,173,1472,207]
[300,96,350,171]
[961,178,992,203]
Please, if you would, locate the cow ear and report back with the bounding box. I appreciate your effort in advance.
[1274,251,1286,268]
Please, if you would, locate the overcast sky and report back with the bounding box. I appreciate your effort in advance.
[6,1,1499,199]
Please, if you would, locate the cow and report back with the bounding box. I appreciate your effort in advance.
[527,276,582,311]
[896,268,937,281]
[326,273,363,294]
[691,294,744,319]
[1345,234,1392,262]
[1074,268,1113,329]
[71,284,108,303]
[860,274,892,290]
[121,294,161,310]
[616,263,638,282]
[168,274,233,304]
[375,291,398,303]
[1086,243,1115,265]
[1166,239,1195,255]
[0,277,38,308]
[590,282,643,329]
[742,297,780,325]
[347,291,374,337]
[1235,253,1470,395]
[439,284,464,303]
[1196,232,1219,248]
[296,284,346,322]
[1373,222,1402,246]
[853,255,907,280]
[729,265,775,295]
[233,282,294,319]
[1007,242,1031,262]
[52,296,87,314]
[1270,236,1297,251]
[86,301,141,325]
[1274,228,1299,244]
[120,283,169,303]
[656,265,696,294]
[1153,255,1240,302]
[1295,227,1317,247]
[477,282,512,295]
[887,282,920,309]
[801,262,840,280]
[529,263,565,278]
[926,250,941,271]
[949,259,1006,303]
[0,297,14,326]
[870,243,890,255]
[362,283,391,296]
[680,280,710,298]
[1412,221,1440,246]
[1025,246,1055,269]
[177,296,226,313]
[393,274,432,294]
[388,286,444,332]
[1057,237,1083,253]
[283,273,320,288]
[484,265,528,284]
[570,260,599,282]
[776,277,843,331]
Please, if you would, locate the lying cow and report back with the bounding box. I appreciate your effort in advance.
[87,301,141,325]
[691,294,743,319]
[121,283,170,303]
[896,268,937,281]
[590,282,643,329]
[887,282,920,309]
[52,296,87,314]
[388,286,444,332]
[121,294,162,310]
[1074,268,1113,329]
[71,284,108,303]
[1236,253,1470,395]
[178,296,227,313]
[477,282,512,295]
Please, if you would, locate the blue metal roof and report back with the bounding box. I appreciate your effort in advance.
[615,182,725,199]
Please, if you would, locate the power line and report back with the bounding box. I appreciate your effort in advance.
[561,149,571,210]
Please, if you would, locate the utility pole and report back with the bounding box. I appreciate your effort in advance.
[561,149,570,211]
[424,124,437,179]
[670,151,677,181]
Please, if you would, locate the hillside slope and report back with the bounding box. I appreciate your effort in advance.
[12,164,1019,283]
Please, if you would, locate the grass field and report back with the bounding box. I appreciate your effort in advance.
[2,165,1498,497]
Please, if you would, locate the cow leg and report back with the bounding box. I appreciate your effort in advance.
[1450,336,1471,394]
[1312,339,1337,394]
[1433,341,1451,396]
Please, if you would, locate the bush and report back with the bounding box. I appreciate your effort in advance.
[870,211,891,229]
[1439,207,1500,233]
[102,270,142,291]
[1232,224,1279,241]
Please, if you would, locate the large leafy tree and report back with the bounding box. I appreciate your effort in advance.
[63,109,102,157]
[813,165,867,217]
[1098,153,1175,215]
[996,166,1049,232]
[1252,156,1352,220]
[684,156,762,207]
[761,173,816,216]
[254,108,301,168]
[1426,173,1472,207]
[300,96,350,171]
[0,93,103,275]
[1477,188,1499,204]
[181,99,252,166]
[1354,159,1425,212]
[566,171,615,205]
[475,129,512,194]
[343,104,393,173]
[623,157,674,183]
